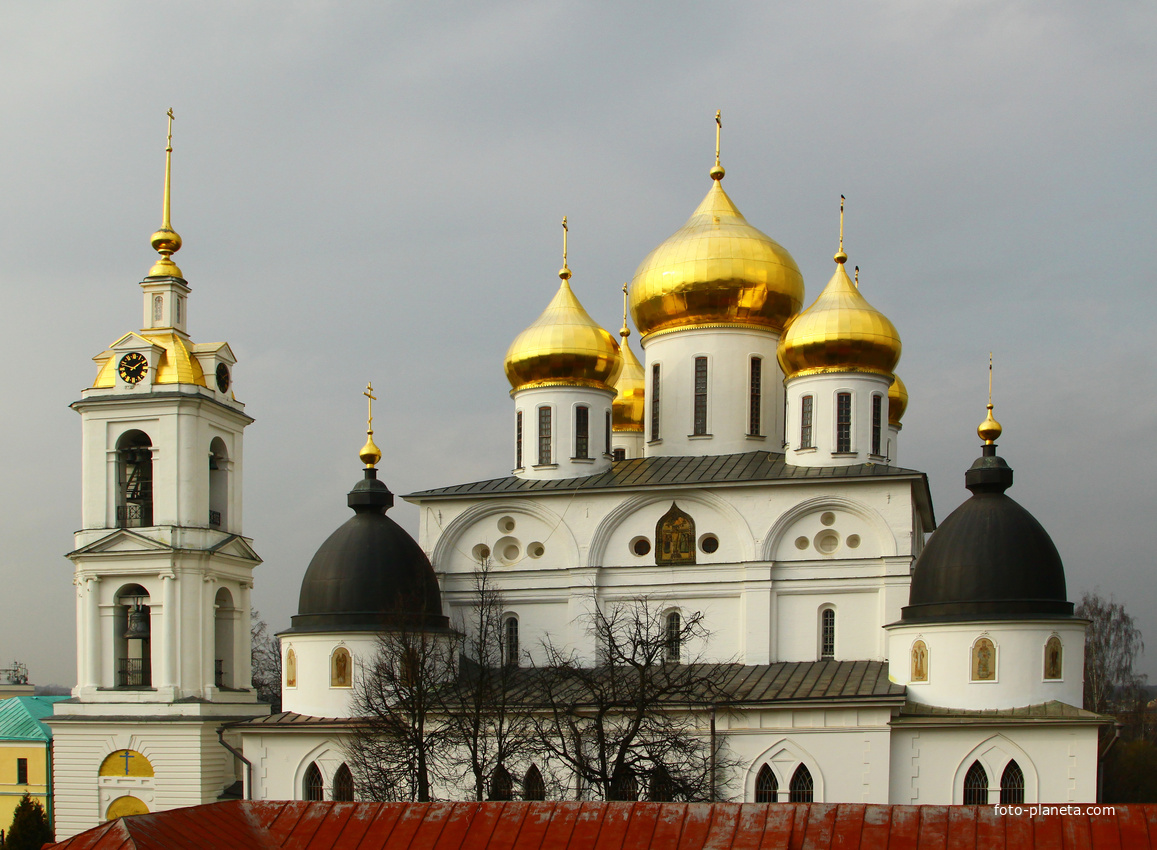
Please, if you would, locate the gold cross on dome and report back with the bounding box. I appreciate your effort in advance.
[364,382,376,430]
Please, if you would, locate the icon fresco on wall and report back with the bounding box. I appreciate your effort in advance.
[1044,635,1063,680]
[331,646,352,687]
[285,648,297,688]
[971,637,996,681]
[911,639,928,682]
[655,502,696,566]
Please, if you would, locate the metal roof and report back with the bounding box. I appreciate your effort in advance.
[894,699,1108,725]
[0,695,68,742]
[46,800,1157,850]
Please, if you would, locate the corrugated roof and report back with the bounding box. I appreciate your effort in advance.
[45,800,1157,850]
[0,695,68,742]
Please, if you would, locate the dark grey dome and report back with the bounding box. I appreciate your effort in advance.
[288,469,448,633]
[900,448,1073,623]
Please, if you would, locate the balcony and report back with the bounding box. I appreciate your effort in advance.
[215,659,225,688]
[116,503,153,528]
[209,510,222,528]
[117,657,152,688]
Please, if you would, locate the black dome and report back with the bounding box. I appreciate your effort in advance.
[289,469,449,633]
[901,448,1073,623]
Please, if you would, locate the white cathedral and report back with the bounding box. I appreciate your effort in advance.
[47,117,1103,837]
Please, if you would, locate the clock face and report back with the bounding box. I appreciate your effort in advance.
[117,352,148,384]
[216,363,230,393]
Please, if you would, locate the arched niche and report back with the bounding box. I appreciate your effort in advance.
[763,495,897,562]
[113,584,153,688]
[952,734,1038,804]
[431,500,579,573]
[744,737,824,803]
[208,436,229,530]
[115,430,154,528]
[106,795,149,820]
[214,586,236,688]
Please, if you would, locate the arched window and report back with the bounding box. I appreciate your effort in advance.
[575,405,589,459]
[515,411,523,469]
[523,765,546,801]
[693,357,708,435]
[748,357,762,436]
[116,431,153,528]
[333,764,355,801]
[820,609,835,659]
[647,765,674,802]
[504,616,519,667]
[871,394,883,456]
[755,764,778,803]
[116,585,152,688]
[650,364,661,441]
[488,765,513,801]
[537,407,552,465]
[608,765,638,801]
[799,396,814,449]
[963,761,988,804]
[835,392,852,453]
[789,764,814,802]
[213,587,235,688]
[1000,760,1024,805]
[303,763,324,801]
[664,612,681,664]
[208,437,228,529]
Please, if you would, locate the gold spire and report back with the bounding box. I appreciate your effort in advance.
[978,354,1003,445]
[612,283,646,432]
[854,265,859,288]
[620,281,631,339]
[359,382,383,468]
[834,195,847,264]
[559,216,571,281]
[148,108,184,278]
[710,110,725,181]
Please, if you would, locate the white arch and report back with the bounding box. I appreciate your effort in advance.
[293,741,348,800]
[744,737,825,802]
[951,734,1038,804]
[761,495,898,561]
[588,491,755,567]
[430,499,579,570]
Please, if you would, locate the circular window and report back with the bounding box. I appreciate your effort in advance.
[472,544,491,562]
[846,534,861,549]
[820,511,836,527]
[528,542,545,558]
[795,536,810,550]
[700,534,719,554]
[814,530,840,554]
[498,516,517,533]
[495,536,520,564]
[631,537,651,557]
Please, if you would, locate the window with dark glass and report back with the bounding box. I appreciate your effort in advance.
[116,430,153,528]
[963,761,988,805]
[871,394,882,456]
[789,765,814,802]
[693,357,708,435]
[613,448,626,462]
[575,405,589,459]
[333,764,355,801]
[605,410,611,456]
[1000,760,1024,804]
[755,765,778,803]
[647,766,674,802]
[749,357,762,436]
[523,765,546,801]
[609,765,638,801]
[516,411,523,469]
[16,758,27,785]
[303,763,324,801]
[800,396,814,449]
[537,407,551,466]
[504,616,519,667]
[821,609,835,659]
[836,392,852,452]
[650,364,661,440]
[489,765,513,801]
[665,611,681,664]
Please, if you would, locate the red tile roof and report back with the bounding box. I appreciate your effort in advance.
[46,801,1157,850]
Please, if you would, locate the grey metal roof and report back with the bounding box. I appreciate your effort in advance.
[892,699,1108,725]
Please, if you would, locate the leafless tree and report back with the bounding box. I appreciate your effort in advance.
[530,597,733,801]
[1077,591,1147,716]
[250,609,282,713]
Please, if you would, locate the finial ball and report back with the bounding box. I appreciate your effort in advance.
[978,404,1003,445]
[709,164,725,181]
[151,228,182,256]
[834,251,848,264]
[558,267,572,281]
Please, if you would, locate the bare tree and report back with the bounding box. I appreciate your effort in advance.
[531,597,732,801]
[250,609,282,713]
[345,626,458,801]
[1077,591,1147,716]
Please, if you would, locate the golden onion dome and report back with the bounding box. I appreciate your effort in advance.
[612,332,645,433]
[777,259,902,380]
[628,175,804,339]
[92,331,207,388]
[888,374,908,427]
[978,403,1002,445]
[504,270,622,394]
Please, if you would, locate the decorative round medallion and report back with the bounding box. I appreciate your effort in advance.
[215,363,230,393]
[117,352,148,384]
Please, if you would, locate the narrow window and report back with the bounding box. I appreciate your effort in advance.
[755,764,778,803]
[648,766,674,802]
[963,761,988,805]
[1000,760,1024,805]
[303,763,324,801]
[605,410,611,456]
[516,411,523,469]
[575,405,589,459]
[789,765,814,802]
[665,611,681,664]
[609,766,638,801]
[333,764,355,801]
[836,392,852,452]
[613,448,626,462]
[116,430,153,528]
[749,357,762,435]
[800,396,814,449]
[16,758,27,785]
[820,609,835,659]
[153,295,163,323]
[523,765,546,801]
[693,357,708,435]
[489,765,513,801]
[538,407,551,466]
[650,364,661,440]
[871,394,882,455]
[504,616,519,667]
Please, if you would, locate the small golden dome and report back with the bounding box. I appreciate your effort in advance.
[612,330,645,432]
[777,261,902,380]
[149,227,183,278]
[628,179,804,339]
[360,431,382,468]
[888,374,908,427]
[978,403,1002,445]
[504,277,622,394]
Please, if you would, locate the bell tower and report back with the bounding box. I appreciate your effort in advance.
[48,111,269,839]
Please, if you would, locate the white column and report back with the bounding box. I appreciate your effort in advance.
[238,583,253,690]
[161,573,178,688]
[203,576,217,694]
[84,577,101,688]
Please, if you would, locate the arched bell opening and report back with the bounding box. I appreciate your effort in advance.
[214,586,236,688]
[208,437,229,530]
[115,584,152,688]
[116,431,153,528]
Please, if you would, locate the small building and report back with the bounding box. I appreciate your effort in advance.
[0,696,68,831]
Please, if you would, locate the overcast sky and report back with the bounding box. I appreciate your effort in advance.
[0,1,1154,687]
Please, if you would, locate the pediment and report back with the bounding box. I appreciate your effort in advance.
[70,529,174,557]
[208,534,262,563]
[109,332,164,354]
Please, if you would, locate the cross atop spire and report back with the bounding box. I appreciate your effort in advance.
[148,107,183,277]
[559,216,571,281]
[710,110,725,181]
[359,381,383,468]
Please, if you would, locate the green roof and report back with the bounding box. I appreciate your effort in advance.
[0,696,68,742]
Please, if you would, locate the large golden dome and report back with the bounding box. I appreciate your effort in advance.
[504,271,622,394]
[628,175,804,339]
[888,374,908,427]
[777,260,901,380]
[92,331,207,388]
